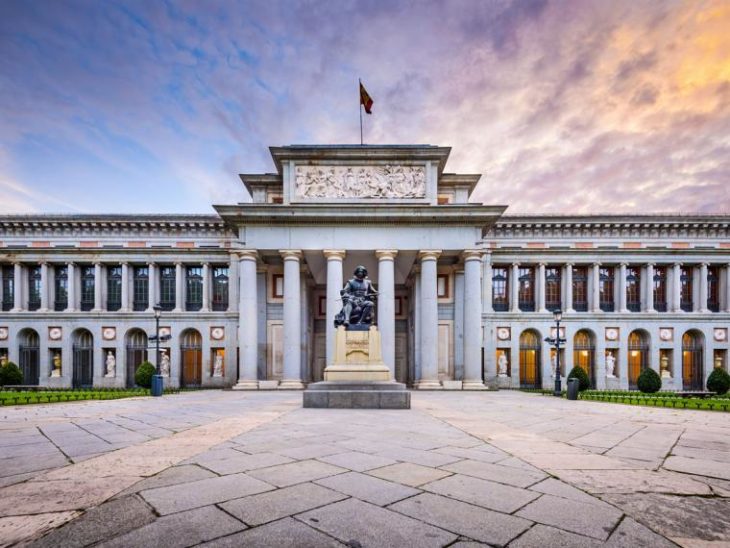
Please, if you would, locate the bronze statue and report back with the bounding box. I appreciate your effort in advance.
[335,266,378,327]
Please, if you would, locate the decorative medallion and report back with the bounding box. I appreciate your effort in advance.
[0,327,8,341]
[605,328,619,341]
[550,326,566,339]
[497,327,511,341]
[48,327,63,341]
[102,327,116,341]
[210,326,225,341]
[159,327,171,339]
[659,328,673,342]
[714,328,727,342]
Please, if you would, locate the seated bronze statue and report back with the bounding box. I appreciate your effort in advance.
[334,266,378,327]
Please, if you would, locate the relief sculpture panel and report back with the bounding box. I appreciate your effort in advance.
[294,165,426,199]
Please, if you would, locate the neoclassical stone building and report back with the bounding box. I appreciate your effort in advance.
[0,145,728,391]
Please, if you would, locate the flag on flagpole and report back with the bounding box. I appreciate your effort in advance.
[360,81,374,114]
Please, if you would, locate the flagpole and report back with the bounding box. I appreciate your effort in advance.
[359,78,363,145]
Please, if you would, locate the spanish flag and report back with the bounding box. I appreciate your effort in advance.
[360,81,374,114]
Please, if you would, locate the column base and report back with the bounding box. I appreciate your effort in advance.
[232,380,259,390]
[278,380,305,390]
[415,379,443,390]
[462,380,488,390]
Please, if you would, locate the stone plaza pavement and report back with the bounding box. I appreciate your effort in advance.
[0,391,728,547]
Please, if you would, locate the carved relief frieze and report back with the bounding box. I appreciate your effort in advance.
[294,165,426,200]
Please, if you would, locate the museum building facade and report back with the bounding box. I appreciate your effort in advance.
[0,145,728,391]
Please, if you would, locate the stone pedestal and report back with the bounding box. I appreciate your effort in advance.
[304,326,409,409]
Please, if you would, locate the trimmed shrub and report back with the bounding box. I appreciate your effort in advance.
[707,368,730,395]
[0,361,24,386]
[637,367,662,393]
[135,362,156,388]
[567,365,590,391]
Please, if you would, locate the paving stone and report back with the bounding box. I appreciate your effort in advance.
[422,473,539,513]
[0,511,79,547]
[493,456,546,474]
[663,455,730,481]
[296,497,457,547]
[98,505,246,548]
[0,453,69,477]
[528,478,613,507]
[367,462,452,487]
[441,459,546,488]
[115,464,217,497]
[0,442,62,459]
[390,492,531,546]
[432,446,505,464]
[375,446,462,467]
[317,451,397,472]
[564,469,712,495]
[29,495,156,548]
[604,517,677,547]
[140,472,275,515]
[671,445,730,464]
[219,482,347,526]
[315,471,420,506]
[199,452,294,475]
[247,459,347,487]
[509,524,602,548]
[199,517,344,547]
[515,494,623,540]
[277,444,345,460]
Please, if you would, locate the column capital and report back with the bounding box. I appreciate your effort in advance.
[565,262,574,267]
[461,250,483,262]
[375,250,398,261]
[279,249,303,261]
[236,250,258,262]
[148,261,156,266]
[538,261,547,267]
[418,250,441,262]
[119,260,129,266]
[593,262,602,267]
[674,261,683,267]
[619,261,628,267]
[646,262,656,267]
[323,249,347,261]
[512,261,521,268]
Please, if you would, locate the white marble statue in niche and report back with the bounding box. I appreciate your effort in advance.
[213,352,223,377]
[497,352,509,377]
[295,165,426,199]
[105,351,116,377]
[606,351,616,378]
[160,350,170,377]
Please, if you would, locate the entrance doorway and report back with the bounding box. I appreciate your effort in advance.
[519,330,541,388]
[125,329,148,387]
[682,330,704,391]
[573,330,595,388]
[18,329,40,385]
[628,330,649,390]
[72,329,94,388]
[180,329,202,387]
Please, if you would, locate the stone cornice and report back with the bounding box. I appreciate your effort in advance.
[439,173,481,194]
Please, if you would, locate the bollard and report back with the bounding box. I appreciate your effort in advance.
[567,378,580,401]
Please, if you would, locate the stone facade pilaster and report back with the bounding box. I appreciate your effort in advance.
[463,250,485,389]
[417,250,442,389]
[323,250,346,367]
[279,250,304,389]
[376,250,397,379]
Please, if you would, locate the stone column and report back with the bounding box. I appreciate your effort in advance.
[39,262,49,312]
[672,262,682,312]
[280,250,304,389]
[201,263,210,312]
[66,262,76,312]
[147,262,156,311]
[482,252,493,314]
[645,263,655,313]
[564,263,574,313]
[323,250,346,367]
[417,250,442,389]
[618,262,628,313]
[228,253,239,312]
[376,250,397,379]
[120,262,130,312]
[592,263,601,312]
[174,262,184,312]
[92,262,103,312]
[510,262,520,312]
[234,251,258,389]
[726,264,730,313]
[537,262,547,313]
[698,263,710,312]
[12,263,23,312]
[463,250,485,389]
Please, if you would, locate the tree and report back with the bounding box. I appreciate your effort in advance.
[135,361,156,388]
[0,361,24,386]
[567,365,590,391]
[637,367,661,393]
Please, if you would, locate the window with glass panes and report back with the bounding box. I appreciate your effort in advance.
[708,266,719,312]
[54,266,68,311]
[133,266,148,311]
[186,266,203,311]
[107,266,122,311]
[545,266,561,311]
[680,266,693,312]
[80,266,95,311]
[212,266,229,311]
[572,266,587,311]
[518,267,535,311]
[599,267,615,312]
[492,266,509,311]
[28,265,41,311]
[2,265,14,311]
[159,266,176,311]
[654,267,667,312]
[626,266,641,312]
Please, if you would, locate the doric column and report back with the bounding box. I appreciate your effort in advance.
[234,251,259,389]
[417,250,442,389]
[323,250,346,367]
[537,262,547,313]
[120,262,129,312]
[564,263,574,313]
[174,262,184,312]
[92,262,103,312]
[463,250,485,389]
[12,263,23,312]
[201,263,210,312]
[146,262,156,311]
[672,262,682,312]
[645,263,655,313]
[510,262,520,312]
[699,263,709,313]
[482,252,493,314]
[376,250,397,378]
[279,250,304,389]
[39,262,49,312]
[592,263,601,312]
[66,262,76,312]
[618,262,628,313]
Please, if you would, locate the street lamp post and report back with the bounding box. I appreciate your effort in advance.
[151,304,163,397]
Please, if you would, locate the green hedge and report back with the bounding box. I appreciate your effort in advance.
[579,391,730,412]
[0,388,179,406]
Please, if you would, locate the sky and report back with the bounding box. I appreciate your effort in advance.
[0,0,728,215]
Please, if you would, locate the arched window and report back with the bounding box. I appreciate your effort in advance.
[628,330,649,390]
[18,329,40,385]
[573,330,595,388]
[125,329,148,388]
[682,331,704,391]
[180,329,202,387]
[519,330,541,388]
[72,329,94,388]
